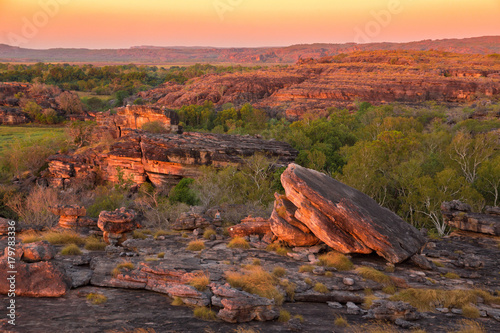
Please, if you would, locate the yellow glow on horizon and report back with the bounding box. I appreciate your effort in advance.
[0,0,498,48]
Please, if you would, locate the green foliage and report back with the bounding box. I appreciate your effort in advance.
[141,121,169,134]
[86,186,129,218]
[169,178,199,206]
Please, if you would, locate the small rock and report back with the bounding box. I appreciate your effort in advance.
[346,302,361,315]
[193,229,200,236]
[327,301,343,309]
[410,254,435,270]
[480,310,487,317]
[451,308,462,314]
[249,235,260,243]
[308,254,319,264]
[313,267,325,275]
[287,317,303,332]
[395,318,420,329]
[436,307,449,313]
[343,277,355,286]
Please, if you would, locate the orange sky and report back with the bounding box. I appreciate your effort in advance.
[0,0,498,48]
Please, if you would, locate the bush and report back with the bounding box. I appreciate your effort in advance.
[87,187,129,218]
[227,237,250,249]
[169,178,199,206]
[60,244,82,255]
[6,187,59,228]
[141,121,169,134]
[187,240,205,251]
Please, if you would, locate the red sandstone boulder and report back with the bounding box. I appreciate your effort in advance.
[97,208,140,245]
[0,259,70,297]
[228,216,271,238]
[50,205,87,229]
[274,164,426,263]
[0,217,12,235]
[21,241,55,262]
[172,213,211,230]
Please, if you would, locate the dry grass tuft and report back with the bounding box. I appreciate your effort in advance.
[225,266,284,305]
[227,237,250,249]
[313,282,329,293]
[171,297,184,306]
[266,243,289,256]
[84,236,106,251]
[272,266,287,278]
[132,230,148,240]
[86,293,107,305]
[157,252,165,258]
[203,228,217,239]
[363,295,379,309]
[193,307,217,321]
[348,323,400,333]
[278,279,296,301]
[299,265,314,273]
[60,244,82,255]
[357,266,392,285]
[252,258,261,266]
[449,319,486,333]
[334,315,348,327]
[318,252,353,271]
[461,304,480,318]
[43,230,85,245]
[444,272,460,279]
[233,327,260,333]
[189,272,210,291]
[278,309,291,322]
[19,231,42,243]
[187,240,205,251]
[112,261,135,277]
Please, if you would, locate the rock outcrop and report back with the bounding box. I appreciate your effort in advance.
[46,128,298,189]
[98,207,140,245]
[50,205,88,229]
[271,164,426,263]
[172,213,211,231]
[21,241,55,262]
[441,201,500,236]
[227,216,271,238]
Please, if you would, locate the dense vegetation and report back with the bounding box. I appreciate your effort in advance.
[0,63,499,236]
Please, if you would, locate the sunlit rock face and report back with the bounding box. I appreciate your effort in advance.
[271,163,426,263]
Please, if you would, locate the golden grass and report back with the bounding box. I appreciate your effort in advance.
[461,304,480,319]
[157,252,165,258]
[272,266,287,278]
[278,279,296,301]
[313,282,329,293]
[112,262,135,277]
[227,237,250,249]
[189,272,210,291]
[278,309,291,322]
[349,323,400,333]
[266,243,289,256]
[363,295,379,309]
[433,260,445,268]
[225,266,284,305]
[233,327,260,333]
[299,265,314,273]
[43,230,85,245]
[132,230,147,240]
[203,228,217,239]
[84,236,106,251]
[171,297,184,306]
[448,319,486,333]
[193,307,217,321]
[252,259,261,266]
[60,244,82,255]
[334,315,348,327]
[304,278,313,285]
[444,272,460,279]
[153,230,173,239]
[384,265,395,273]
[390,288,500,312]
[86,293,107,305]
[187,240,205,251]
[364,288,374,295]
[382,285,397,295]
[325,271,333,277]
[293,314,304,322]
[357,266,392,285]
[19,231,42,243]
[318,252,353,271]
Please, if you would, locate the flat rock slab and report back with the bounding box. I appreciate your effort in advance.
[279,164,426,263]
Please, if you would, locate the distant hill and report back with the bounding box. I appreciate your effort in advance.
[1,36,500,64]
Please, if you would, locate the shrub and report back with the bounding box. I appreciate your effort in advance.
[6,187,59,227]
[189,272,210,291]
[272,266,287,278]
[299,265,314,273]
[334,315,348,327]
[318,252,353,271]
[278,309,291,322]
[141,121,169,134]
[43,230,85,245]
[187,240,205,251]
[203,228,216,239]
[86,293,107,305]
[86,186,129,219]
[84,236,106,251]
[60,244,82,255]
[225,266,284,305]
[227,237,250,249]
[169,178,199,206]
[313,282,329,293]
[193,307,217,321]
[461,304,480,318]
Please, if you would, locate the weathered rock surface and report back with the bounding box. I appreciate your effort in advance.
[0,259,70,297]
[172,212,211,231]
[0,217,12,235]
[46,126,297,189]
[228,217,271,238]
[211,283,279,323]
[98,207,140,245]
[442,201,500,236]
[365,300,421,322]
[273,164,426,263]
[49,205,89,229]
[21,241,55,262]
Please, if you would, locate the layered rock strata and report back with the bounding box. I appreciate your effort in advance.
[270,164,426,263]
[97,207,140,245]
[441,200,500,236]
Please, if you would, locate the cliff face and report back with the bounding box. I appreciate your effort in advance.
[135,51,500,119]
[45,108,297,188]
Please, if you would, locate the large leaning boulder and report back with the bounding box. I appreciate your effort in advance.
[272,164,426,263]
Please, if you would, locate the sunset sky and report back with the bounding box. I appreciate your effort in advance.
[0,0,499,49]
